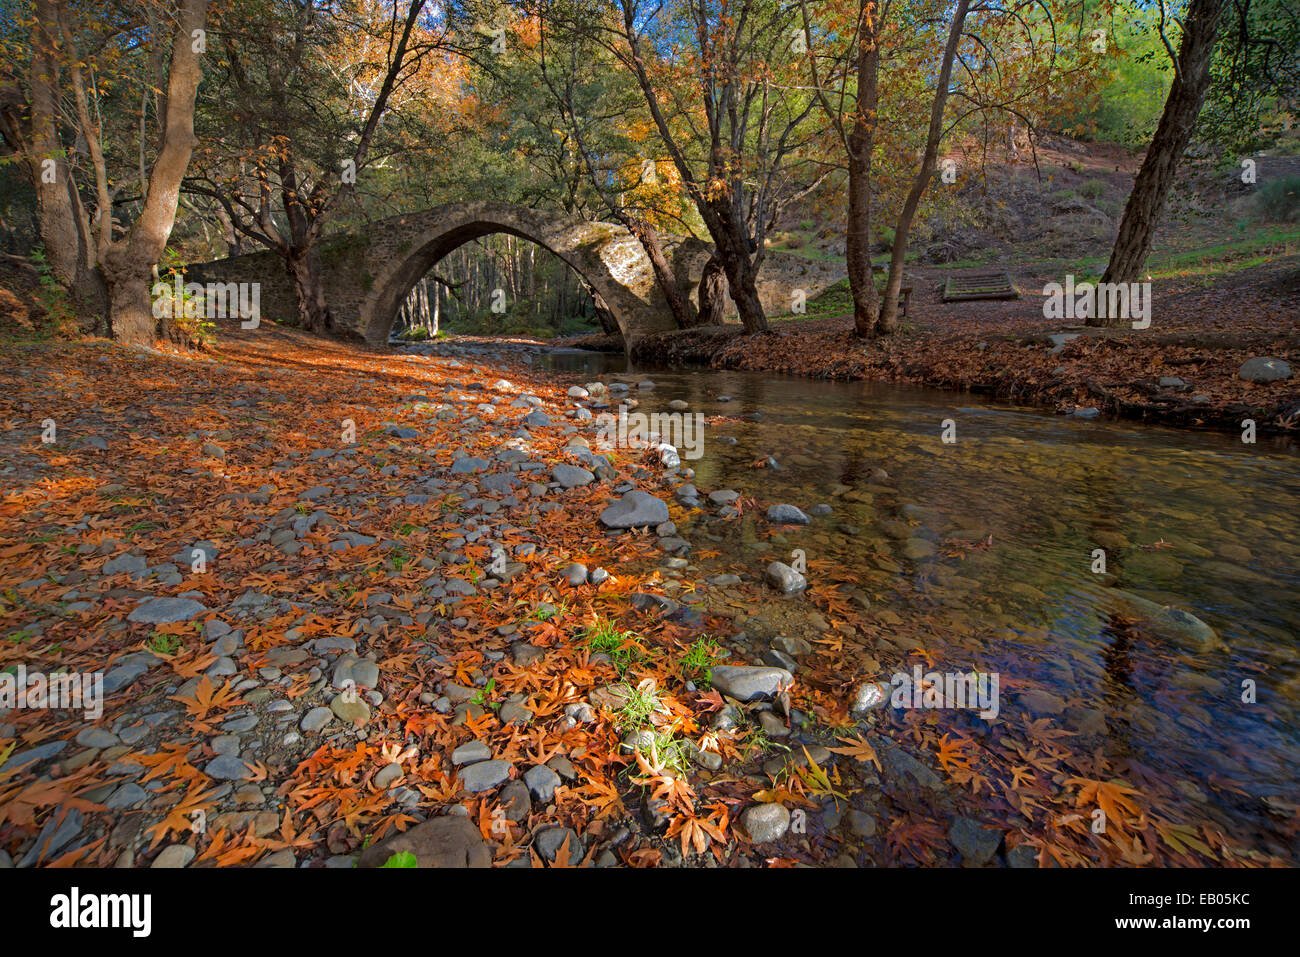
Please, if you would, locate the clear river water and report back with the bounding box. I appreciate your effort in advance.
[525,348,1300,857]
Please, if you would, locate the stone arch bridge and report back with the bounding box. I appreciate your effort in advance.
[188,202,844,348]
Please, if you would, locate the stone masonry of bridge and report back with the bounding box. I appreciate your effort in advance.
[188,202,846,349]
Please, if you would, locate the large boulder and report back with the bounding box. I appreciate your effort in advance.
[710,665,794,702]
[553,464,595,488]
[766,504,810,525]
[357,816,491,868]
[765,561,807,594]
[1238,357,1292,383]
[1105,591,1225,652]
[598,490,670,529]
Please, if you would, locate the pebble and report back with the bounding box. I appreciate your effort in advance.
[499,780,532,822]
[850,680,891,712]
[8,741,68,770]
[949,815,1002,866]
[75,727,119,750]
[105,782,148,810]
[710,665,793,702]
[329,695,371,725]
[205,754,254,781]
[598,490,670,529]
[127,597,208,624]
[534,826,583,863]
[301,707,333,733]
[765,504,809,525]
[524,764,562,802]
[764,561,807,594]
[741,803,791,843]
[452,740,492,765]
[1238,356,1292,382]
[459,760,512,793]
[152,844,196,868]
[847,810,877,838]
[255,849,297,868]
[553,465,595,488]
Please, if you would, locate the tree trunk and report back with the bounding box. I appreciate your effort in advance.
[713,220,767,333]
[697,255,728,325]
[19,0,107,325]
[626,218,694,328]
[99,0,211,347]
[104,263,157,345]
[286,246,332,332]
[617,2,767,334]
[847,0,881,338]
[1095,0,1226,321]
[877,0,968,335]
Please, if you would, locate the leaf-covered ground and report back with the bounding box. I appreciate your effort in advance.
[0,327,1289,868]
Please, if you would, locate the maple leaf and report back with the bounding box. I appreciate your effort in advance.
[194,827,263,867]
[1155,822,1215,859]
[624,846,661,867]
[169,650,218,680]
[572,777,625,818]
[1066,776,1145,833]
[694,688,725,713]
[47,836,107,867]
[532,830,588,868]
[794,746,846,803]
[935,733,976,774]
[1009,764,1036,790]
[666,809,723,857]
[137,740,203,787]
[146,780,223,848]
[827,734,882,772]
[171,676,244,731]
[0,740,16,779]
[1115,833,1156,866]
[752,785,815,808]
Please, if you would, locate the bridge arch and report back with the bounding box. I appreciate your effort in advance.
[358,202,677,345]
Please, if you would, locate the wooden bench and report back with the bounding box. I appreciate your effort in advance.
[941,272,1019,303]
[873,268,913,317]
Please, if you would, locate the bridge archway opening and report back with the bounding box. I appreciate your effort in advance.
[358,204,673,346]
[387,230,616,343]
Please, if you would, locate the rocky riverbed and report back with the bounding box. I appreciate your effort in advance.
[0,329,1292,868]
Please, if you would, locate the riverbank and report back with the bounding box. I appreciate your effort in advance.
[1,328,1289,868]
[0,327,899,868]
[564,255,1300,436]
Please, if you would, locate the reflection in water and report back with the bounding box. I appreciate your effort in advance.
[534,349,1300,849]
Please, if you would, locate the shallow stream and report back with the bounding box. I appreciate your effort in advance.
[531,349,1300,852]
